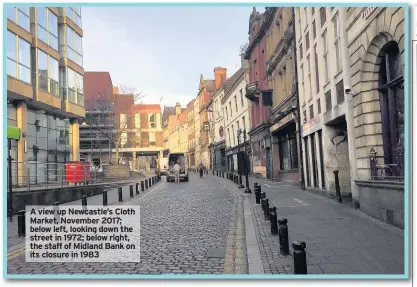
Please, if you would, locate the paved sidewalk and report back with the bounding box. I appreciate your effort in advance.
[215,173,404,274]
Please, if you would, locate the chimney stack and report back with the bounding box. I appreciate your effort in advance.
[214,67,227,89]
[175,102,181,115]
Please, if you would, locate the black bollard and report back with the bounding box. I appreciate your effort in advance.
[255,185,261,204]
[261,198,267,213]
[53,201,60,220]
[264,198,270,220]
[149,178,152,187]
[18,210,25,237]
[270,207,278,235]
[136,183,140,194]
[268,206,274,222]
[260,191,266,200]
[118,187,123,202]
[145,179,148,189]
[152,177,155,185]
[81,194,87,207]
[142,180,145,191]
[103,190,108,206]
[333,170,342,203]
[292,241,307,274]
[130,185,134,198]
[278,218,290,255]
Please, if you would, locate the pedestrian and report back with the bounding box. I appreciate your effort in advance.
[174,161,181,183]
[198,162,204,178]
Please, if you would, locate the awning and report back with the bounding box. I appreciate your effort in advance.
[7,125,20,140]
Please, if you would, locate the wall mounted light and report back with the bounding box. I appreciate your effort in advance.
[24,140,27,153]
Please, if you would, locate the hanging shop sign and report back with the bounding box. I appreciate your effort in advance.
[7,125,20,140]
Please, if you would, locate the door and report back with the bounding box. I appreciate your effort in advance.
[266,148,272,180]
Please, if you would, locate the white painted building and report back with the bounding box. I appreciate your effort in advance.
[221,62,250,172]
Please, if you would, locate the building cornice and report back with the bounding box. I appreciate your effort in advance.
[244,7,277,60]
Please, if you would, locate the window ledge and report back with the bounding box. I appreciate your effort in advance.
[354,180,404,191]
[334,70,343,79]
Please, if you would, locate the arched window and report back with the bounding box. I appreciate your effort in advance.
[378,42,404,168]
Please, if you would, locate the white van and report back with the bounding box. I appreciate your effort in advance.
[166,153,188,182]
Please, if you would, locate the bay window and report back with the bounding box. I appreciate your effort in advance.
[7,31,31,84]
[7,7,30,32]
[37,8,58,50]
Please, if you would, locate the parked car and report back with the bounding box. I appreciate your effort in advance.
[166,153,188,182]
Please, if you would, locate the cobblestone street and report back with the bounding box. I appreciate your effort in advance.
[7,174,247,275]
[6,173,405,276]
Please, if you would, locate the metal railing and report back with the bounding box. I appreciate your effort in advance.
[369,142,404,182]
[9,162,99,192]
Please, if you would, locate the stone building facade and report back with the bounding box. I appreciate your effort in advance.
[295,6,405,228]
[266,7,302,184]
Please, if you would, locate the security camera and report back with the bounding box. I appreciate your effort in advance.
[345,87,351,93]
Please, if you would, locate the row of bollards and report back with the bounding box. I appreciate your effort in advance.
[254,182,307,274]
[17,175,162,238]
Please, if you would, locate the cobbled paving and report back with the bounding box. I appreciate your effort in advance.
[7,175,248,275]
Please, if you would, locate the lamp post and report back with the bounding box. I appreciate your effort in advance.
[242,130,251,193]
[236,129,245,189]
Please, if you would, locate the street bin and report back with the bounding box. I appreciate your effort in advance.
[65,162,91,185]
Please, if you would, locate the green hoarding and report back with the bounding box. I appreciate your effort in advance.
[7,125,20,140]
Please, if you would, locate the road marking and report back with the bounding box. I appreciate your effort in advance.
[8,245,26,260]
[263,184,276,187]
[292,198,309,206]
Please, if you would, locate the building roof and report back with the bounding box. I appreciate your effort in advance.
[221,67,247,103]
[204,80,216,92]
[162,106,176,123]
[131,104,161,114]
[187,99,195,109]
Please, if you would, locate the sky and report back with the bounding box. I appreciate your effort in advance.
[82,6,264,108]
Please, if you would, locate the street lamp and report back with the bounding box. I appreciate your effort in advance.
[242,129,251,193]
[236,129,245,189]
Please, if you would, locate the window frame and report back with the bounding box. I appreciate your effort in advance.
[66,25,83,67]
[332,13,342,73]
[7,7,30,32]
[37,49,59,97]
[37,8,58,51]
[7,31,31,84]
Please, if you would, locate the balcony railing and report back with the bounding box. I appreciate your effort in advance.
[369,141,404,181]
[245,81,260,102]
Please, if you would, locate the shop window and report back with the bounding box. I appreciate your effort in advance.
[278,123,299,170]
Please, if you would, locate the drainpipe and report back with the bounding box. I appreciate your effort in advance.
[292,7,306,190]
[340,8,359,207]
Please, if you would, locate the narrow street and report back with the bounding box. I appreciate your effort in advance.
[7,173,404,275]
